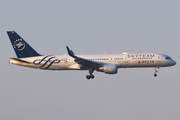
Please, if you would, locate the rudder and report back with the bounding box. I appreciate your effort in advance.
[7,31,41,58]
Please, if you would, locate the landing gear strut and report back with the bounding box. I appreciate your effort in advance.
[86,69,95,80]
[154,67,159,77]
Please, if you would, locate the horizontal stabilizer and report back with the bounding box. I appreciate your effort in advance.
[10,58,32,64]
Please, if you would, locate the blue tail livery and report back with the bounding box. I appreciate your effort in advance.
[7,31,41,58]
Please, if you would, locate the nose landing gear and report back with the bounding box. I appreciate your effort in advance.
[154,67,159,77]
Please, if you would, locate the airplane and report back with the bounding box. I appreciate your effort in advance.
[7,31,176,79]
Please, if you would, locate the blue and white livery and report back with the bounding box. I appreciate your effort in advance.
[7,31,176,79]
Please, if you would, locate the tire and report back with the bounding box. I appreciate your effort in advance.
[86,75,90,79]
[154,74,157,77]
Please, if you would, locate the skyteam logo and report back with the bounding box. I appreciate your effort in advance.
[33,56,61,69]
[13,39,25,51]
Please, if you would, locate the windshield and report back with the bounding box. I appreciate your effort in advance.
[165,57,172,60]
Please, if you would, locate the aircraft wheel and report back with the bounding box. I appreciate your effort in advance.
[90,75,95,79]
[154,74,157,77]
[86,75,91,80]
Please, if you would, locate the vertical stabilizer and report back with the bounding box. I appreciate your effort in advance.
[7,31,41,58]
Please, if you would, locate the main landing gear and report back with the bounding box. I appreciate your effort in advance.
[154,67,159,77]
[86,69,95,80]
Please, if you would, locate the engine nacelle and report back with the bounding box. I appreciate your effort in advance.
[98,64,118,74]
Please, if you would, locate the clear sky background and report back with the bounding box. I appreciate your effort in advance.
[0,0,180,120]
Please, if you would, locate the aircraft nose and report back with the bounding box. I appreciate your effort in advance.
[173,60,176,65]
[171,60,176,66]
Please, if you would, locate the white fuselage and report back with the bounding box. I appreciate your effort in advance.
[9,53,176,70]
[7,31,176,79]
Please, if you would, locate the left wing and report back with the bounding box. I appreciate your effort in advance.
[66,46,103,68]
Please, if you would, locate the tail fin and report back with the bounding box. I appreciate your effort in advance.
[7,31,41,58]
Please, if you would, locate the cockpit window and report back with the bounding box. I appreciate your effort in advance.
[165,57,171,60]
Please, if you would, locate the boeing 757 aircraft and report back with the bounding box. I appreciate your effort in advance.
[7,31,176,79]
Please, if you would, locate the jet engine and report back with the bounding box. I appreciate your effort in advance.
[97,64,117,74]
